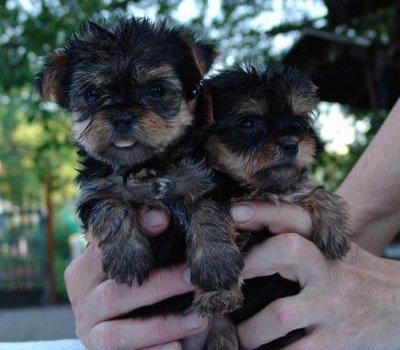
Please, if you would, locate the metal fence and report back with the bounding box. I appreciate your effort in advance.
[0,208,47,306]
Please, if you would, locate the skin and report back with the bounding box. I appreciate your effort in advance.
[336,98,400,255]
[65,208,208,350]
[229,98,400,349]
[232,204,400,350]
[66,99,400,349]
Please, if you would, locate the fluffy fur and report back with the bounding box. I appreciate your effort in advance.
[36,16,244,318]
[196,64,351,349]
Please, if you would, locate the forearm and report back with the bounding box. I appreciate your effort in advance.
[336,98,400,255]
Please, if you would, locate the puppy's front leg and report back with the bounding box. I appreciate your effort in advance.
[299,187,351,259]
[88,198,154,286]
[204,316,238,350]
[187,200,243,316]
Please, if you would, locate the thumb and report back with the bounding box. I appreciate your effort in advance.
[138,207,170,238]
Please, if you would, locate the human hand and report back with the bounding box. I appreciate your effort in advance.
[231,202,400,350]
[65,208,209,350]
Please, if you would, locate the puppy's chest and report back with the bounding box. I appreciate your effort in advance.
[106,156,214,206]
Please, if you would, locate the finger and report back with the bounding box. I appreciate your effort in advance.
[242,234,326,285]
[142,341,182,350]
[138,207,170,237]
[231,201,312,237]
[89,313,207,350]
[85,265,193,325]
[237,295,318,349]
[64,243,104,303]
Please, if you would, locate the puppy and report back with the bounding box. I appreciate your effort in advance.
[197,64,351,349]
[36,16,244,316]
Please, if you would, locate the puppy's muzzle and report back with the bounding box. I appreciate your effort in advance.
[111,114,135,133]
[278,138,299,156]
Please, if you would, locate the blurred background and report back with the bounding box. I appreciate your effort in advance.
[0,0,399,342]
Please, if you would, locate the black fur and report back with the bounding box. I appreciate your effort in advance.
[37,15,244,317]
[198,64,351,349]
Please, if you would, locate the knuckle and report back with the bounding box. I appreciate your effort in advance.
[151,271,170,297]
[270,299,296,330]
[153,317,169,338]
[284,233,305,254]
[95,284,116,312]
[90,323,118,350]
[271,233,306,261]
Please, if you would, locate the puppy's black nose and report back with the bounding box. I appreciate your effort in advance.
[279,139,299,155]
[111,115,133,132]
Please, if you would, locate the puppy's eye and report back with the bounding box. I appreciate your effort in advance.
[85,88,97,102]
[240,119,259,133]
[149,84,165,98]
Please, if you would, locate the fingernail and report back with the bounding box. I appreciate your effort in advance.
[231,204,253,222]
[180,313,205,330]
[182,267,191,285]
[143,210,164,227]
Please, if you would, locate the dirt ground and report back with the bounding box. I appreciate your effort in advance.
[0,305,76,341]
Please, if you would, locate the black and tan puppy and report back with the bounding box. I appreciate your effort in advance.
[36,16,243,316]
[197,64,351,349]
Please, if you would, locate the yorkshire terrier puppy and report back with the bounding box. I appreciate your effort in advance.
[37,16,243,315]
[197,64,351,349]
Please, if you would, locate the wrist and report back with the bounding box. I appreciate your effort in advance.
[336,186,400,256]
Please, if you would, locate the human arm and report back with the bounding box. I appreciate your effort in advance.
[336,98,400,255]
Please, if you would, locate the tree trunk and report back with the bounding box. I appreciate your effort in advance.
[45,176,56,304]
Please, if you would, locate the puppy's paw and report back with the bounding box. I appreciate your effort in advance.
[192,288,243,316]
[190,243,243,291]
[101,237,153,286]
[313,227,351,260]
[204,317,238,350]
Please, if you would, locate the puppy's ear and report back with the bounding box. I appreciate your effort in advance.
[176,32,218,98]
[195,87,214,126]
[36,51,72,108]
[85,21,116,41]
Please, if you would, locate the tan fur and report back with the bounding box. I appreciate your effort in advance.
[289,86,318,116]
[296,134,316,168]
[138,102,193,149]
[72,102,193,156]
[178,33,213,76]
[41,52,70,102]
[299,187,351,259]
[72,112,92,141]
[75,112,111,153]
[136,65,177,84]
[207,132,317,190]
[236,98,266,117]
[204,316,238,350]
[187,199,243,316]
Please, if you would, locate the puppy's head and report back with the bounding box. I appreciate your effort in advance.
[204,64,319,191]
[37,16,216,167]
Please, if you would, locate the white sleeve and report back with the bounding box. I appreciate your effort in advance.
[0,340,85,350]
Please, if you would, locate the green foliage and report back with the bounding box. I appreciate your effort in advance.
[0,0,339,207]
